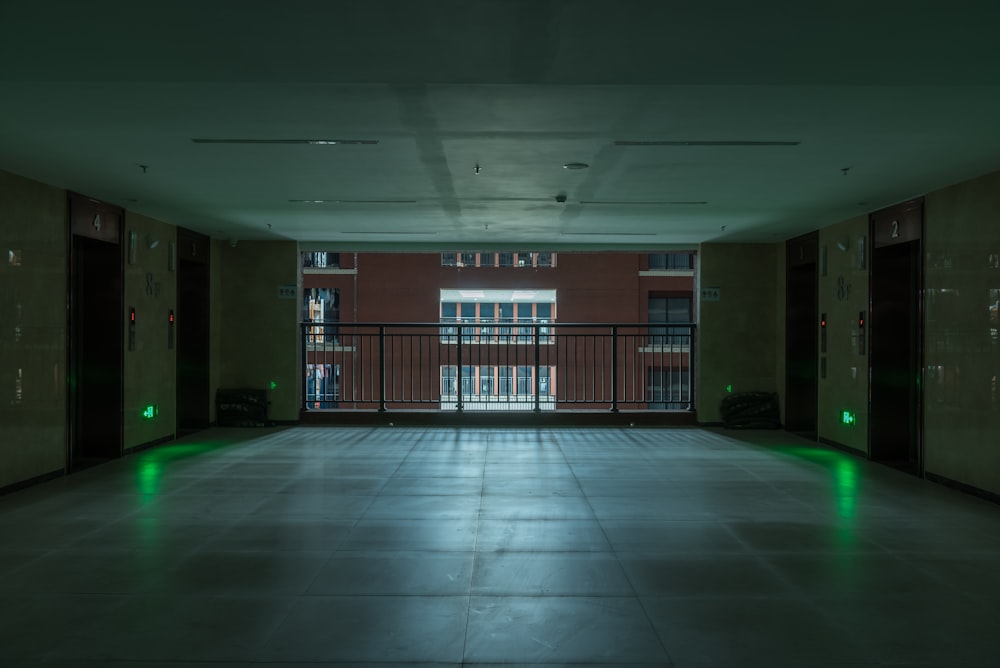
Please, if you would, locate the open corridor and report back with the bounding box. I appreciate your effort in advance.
[2,426,999,667]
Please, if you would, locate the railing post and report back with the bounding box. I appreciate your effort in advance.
[300,322,308,412]
[610,325,619,413]
[534,323,541,413]
[689,325,696,412]
[378,325,386,413]
[456,324,464,412]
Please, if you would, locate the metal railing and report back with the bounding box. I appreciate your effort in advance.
[301,322,695,413]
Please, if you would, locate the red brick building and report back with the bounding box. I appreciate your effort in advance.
[303,251,695,411]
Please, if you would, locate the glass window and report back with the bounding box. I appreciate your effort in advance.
[440,302,457,342]
[499,303,514,342]
[479,302,497,340]
[306,363,339,407]
[442,252,457,266]
[459,252,476,267]
[461,303,476,342]
[498,251,514,267]
[649,252,694,270]
[649,296,691,345]
[539,366,551,396]
[441,366,457,396]
[537,252,553,267]
[302,252,339,268]
[480,366,494,395]
[498,366,513,396]
[517,366,533,395]
[460,365,475,396]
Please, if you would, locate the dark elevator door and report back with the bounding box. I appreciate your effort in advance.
[785,235,819,438]
[176,251,211,433]
[71,234,123,467]
[870,239,921,472]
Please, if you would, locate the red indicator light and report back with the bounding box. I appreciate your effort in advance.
[820,319,826,327]
[859,318,864,326]
[169,312,174,323]
[130,309,135,322]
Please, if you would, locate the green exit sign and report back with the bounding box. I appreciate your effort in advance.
[141,404,158,420]
[840,410,856,426]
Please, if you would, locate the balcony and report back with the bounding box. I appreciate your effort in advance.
[301,322,695,424]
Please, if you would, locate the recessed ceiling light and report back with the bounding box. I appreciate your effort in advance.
[563,162,589,170]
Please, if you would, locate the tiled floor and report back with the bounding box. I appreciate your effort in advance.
[2,426,1000,667]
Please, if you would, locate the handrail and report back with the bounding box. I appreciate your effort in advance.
[302,321,696,413]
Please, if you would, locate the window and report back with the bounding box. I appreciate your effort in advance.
[649,296,692,345]
[498,366,513,397]
[460,365,475,396]
[480,366,494,395]
[441,252,557,268]
[499,303,514,342]
[306,363,339,407]
[461,303,476,342]
[302,252,340,268]
[517,366,533,395]
[303,288,339,343]
[539,366,552,396]
[647,367,689,410]
[479,302,497,340]
[441,366,457,396]
[648,252,694,270]
[536,303,552,343]
[440,302,458,342]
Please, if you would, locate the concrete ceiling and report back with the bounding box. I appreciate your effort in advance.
[2,1,1000,249]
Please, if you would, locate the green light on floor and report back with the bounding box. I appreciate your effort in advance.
[840,410,856,426]
[270,380,278,390]
[141,404,158,420]
[725,384,733,393]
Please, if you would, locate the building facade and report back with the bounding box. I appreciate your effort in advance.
[302,251,696,411]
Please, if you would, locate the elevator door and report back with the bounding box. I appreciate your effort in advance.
[785,234,819,438]
[176,231,211,433]
[870,239,922,473]
[70,234,123,467]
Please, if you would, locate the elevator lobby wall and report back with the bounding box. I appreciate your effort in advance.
[0,170,68,489]
[217,240,300,422]
[122,213,177,451]
[924,169,1000,495]
[817,215,870,454]
[696,242,781,423]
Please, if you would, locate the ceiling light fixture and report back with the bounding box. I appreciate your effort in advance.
[580,200,708,205]
[192,138,379,145]
[563,162,589,170]
[288,199,417,204]
[614,140,799,147]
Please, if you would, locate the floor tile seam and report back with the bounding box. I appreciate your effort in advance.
[460,430,490,665]
[733,534,885,648]
[345,430,424,528]
[551,431,677,667]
